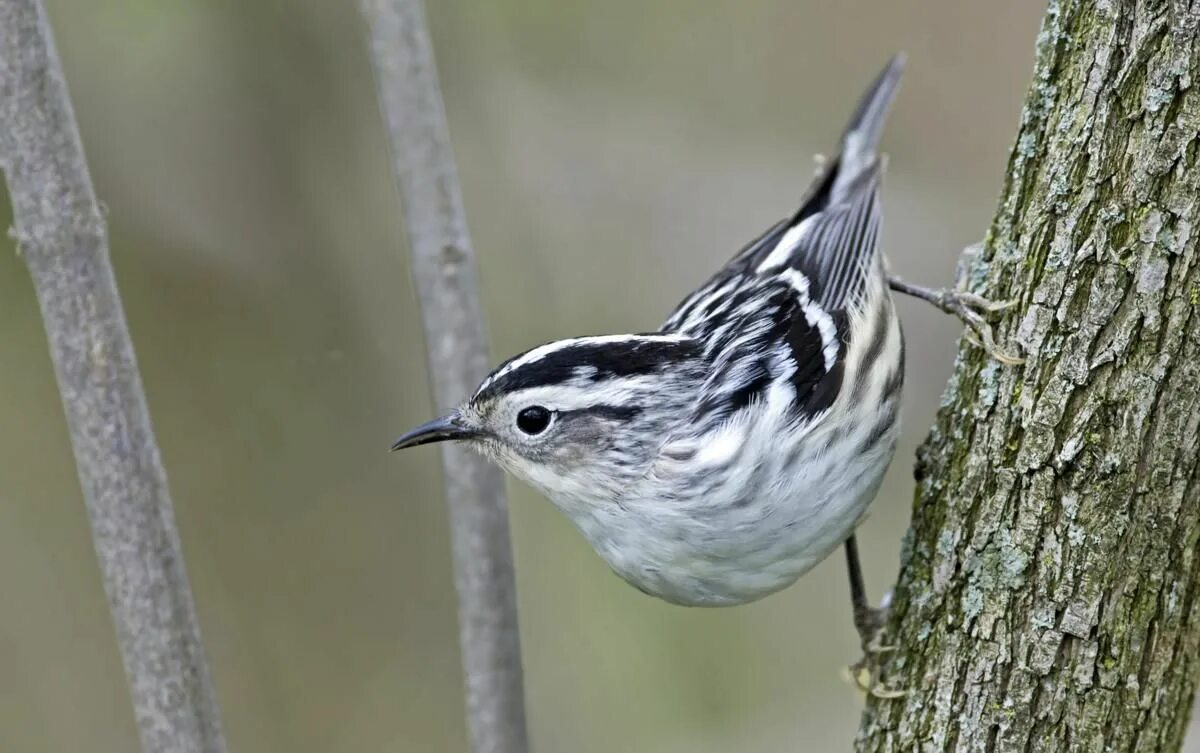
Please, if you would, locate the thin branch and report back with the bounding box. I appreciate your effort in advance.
[358,2,529,753]
[0,2,227,752]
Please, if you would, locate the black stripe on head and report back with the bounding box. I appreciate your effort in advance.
[474,336,703,403]
[567,404,644,422]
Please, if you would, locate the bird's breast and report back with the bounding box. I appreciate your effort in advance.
[570,402,900,606]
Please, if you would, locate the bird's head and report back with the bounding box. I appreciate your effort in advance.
[392,334,705,509]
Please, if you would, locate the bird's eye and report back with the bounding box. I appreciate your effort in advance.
[516,406,552,435]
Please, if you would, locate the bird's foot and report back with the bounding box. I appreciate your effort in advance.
[846,593,906,699]
[887,275,1024,365]
[847,658,907,700]
[846,638,906,700]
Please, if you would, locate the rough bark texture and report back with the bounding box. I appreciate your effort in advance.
[359,2,530,753]
[855,2,1200,751]
[0,2,228,752]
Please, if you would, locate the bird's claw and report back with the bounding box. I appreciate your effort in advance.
[944,292,1024,366]
[887,275,1024,365]
[847,596,906,699]
[954,291,1017,315]
[846,655,907,700]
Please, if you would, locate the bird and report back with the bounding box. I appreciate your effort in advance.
[393,57,909,660]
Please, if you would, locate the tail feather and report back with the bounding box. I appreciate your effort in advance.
[764,55,904,311]
[832,53,905,202]
[671,55,906,329]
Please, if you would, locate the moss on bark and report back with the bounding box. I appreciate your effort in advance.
[856,2,1200,751]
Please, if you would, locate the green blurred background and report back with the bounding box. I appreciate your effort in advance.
[0,2,1078,751]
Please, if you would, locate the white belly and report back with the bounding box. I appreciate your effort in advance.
[570,395,901,606]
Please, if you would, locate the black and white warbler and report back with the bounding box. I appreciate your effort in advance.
[393,56,1008,672]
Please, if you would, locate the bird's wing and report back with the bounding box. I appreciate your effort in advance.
[661,56,902,426]
[681,274,842,426]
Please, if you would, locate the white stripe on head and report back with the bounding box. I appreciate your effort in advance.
[474,333,692,398]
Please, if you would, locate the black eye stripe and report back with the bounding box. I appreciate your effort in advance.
[570,405,643,421]
[515,404,641,435]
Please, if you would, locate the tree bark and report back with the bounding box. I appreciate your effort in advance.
[856,2,1200,751]
[358,3,530,753]
[0,2,227,752]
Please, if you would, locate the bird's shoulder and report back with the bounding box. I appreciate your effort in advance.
[661,264,844,429]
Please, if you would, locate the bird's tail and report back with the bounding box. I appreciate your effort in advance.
[830,54,906,202]
[684,55,907,316]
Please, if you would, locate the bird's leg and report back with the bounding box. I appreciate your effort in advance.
[843,535,905,699]
[845,534,885,649]
[887,274,1024,366]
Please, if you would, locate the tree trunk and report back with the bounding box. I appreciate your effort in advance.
[856,2,1200,751]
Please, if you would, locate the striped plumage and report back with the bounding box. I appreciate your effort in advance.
[393,57,906,607]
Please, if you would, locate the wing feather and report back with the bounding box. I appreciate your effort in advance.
[661,56,903,425]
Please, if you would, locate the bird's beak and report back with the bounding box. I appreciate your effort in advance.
[390,410,478,451]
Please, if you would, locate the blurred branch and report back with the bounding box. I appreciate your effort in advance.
[358,2,529,753]
[857,1,1200,750]
[0,2,228,752]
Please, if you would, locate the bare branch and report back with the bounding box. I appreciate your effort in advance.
[0,2,227,752]
[358,2,529,753]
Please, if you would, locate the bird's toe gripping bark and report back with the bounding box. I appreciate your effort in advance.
[887,274,1024,365]
[847,601,905,699]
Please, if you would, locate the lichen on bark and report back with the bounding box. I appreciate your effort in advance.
[856,1,1200,751]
